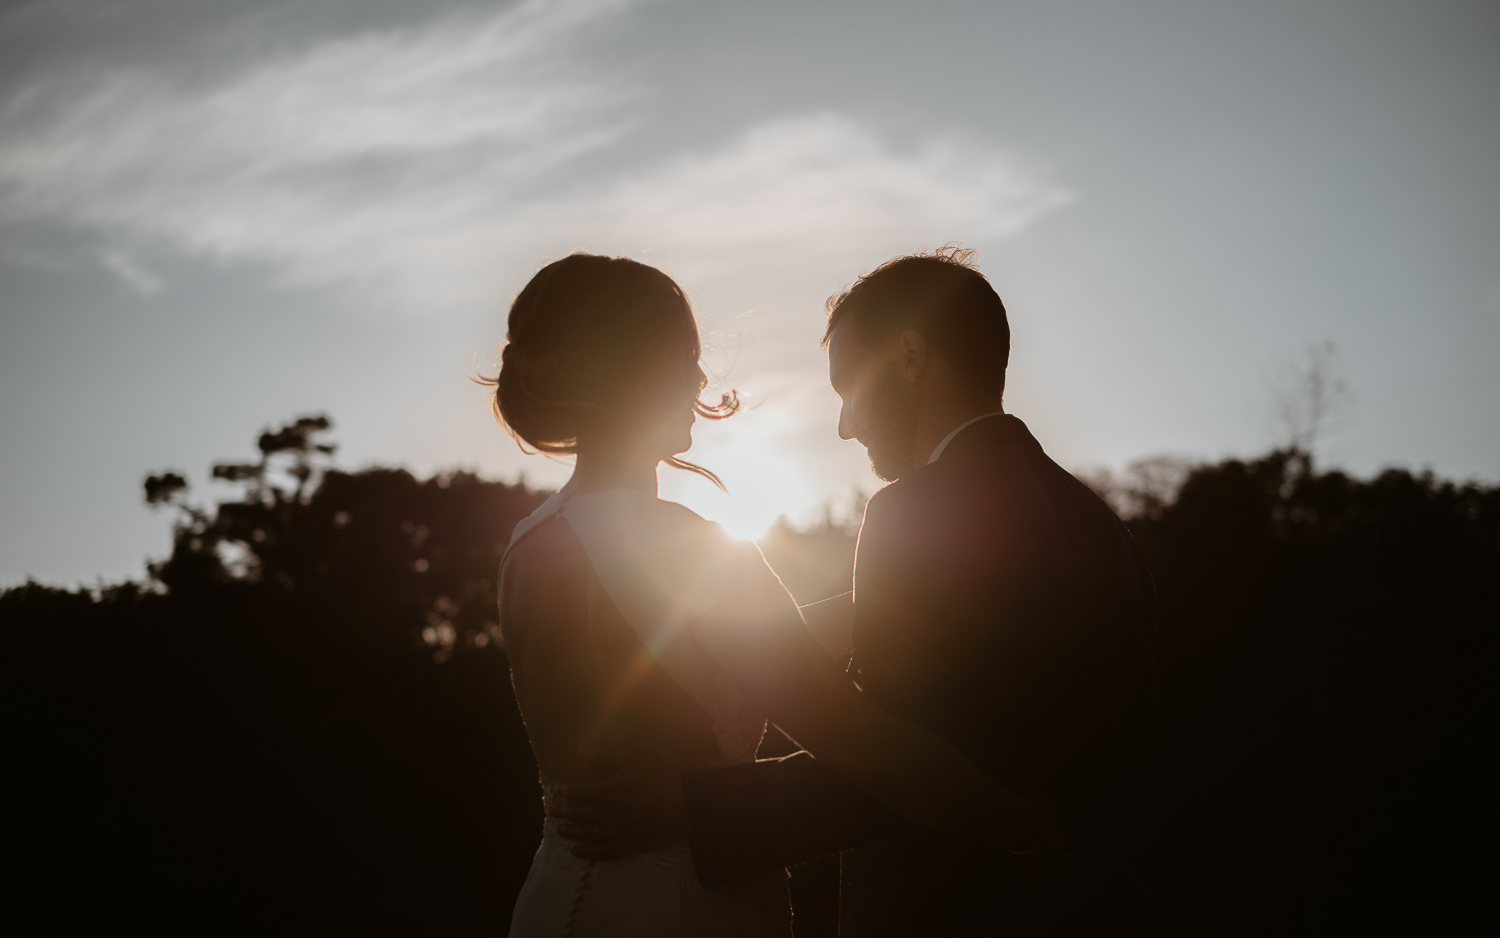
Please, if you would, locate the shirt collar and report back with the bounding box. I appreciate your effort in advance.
[927,412,1006,465]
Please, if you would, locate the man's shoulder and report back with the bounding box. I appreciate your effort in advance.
[864,418,1027,516]
[861,415,1111,550]
[856,463,994,563]
[859,464,947,532]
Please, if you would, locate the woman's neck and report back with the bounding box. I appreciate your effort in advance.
[566,446,659,496]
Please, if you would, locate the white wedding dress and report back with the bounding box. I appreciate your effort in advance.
[501,489,793,937]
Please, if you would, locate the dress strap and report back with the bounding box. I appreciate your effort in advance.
[499,492,566,579]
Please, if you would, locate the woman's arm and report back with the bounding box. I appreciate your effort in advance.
[690,571,1060,856]
[797,591,854,660]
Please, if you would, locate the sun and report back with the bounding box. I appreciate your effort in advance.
[658,427,817,542]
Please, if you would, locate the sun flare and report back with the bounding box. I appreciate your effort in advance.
[658,425,820,542]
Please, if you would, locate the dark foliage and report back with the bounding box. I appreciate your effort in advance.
[1128,451,1498,934]
[4,417,549,933]
[3,420,1495,934]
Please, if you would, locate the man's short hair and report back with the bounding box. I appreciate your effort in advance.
[823,245,1011,400]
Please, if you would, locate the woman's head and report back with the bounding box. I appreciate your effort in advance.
[489,254,735,482]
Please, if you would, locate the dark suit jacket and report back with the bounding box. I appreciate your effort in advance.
[682,415,1158,936]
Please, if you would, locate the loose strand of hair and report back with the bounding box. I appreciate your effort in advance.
[664,456,727,492]
[695,390,740,420]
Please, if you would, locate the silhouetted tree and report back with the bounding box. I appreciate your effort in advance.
[5,416,550,933]
[1267,340,1353,456]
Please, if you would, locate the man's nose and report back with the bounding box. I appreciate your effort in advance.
[838,403,856,440]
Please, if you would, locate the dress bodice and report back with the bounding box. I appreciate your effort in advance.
[503,489,772,770]
[502,489,793,937]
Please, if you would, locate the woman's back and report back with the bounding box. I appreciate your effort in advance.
[500,513,731,784]
[500,496,790,937]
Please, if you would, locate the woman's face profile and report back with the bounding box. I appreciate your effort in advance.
[635,346,706,460]
[595,325,704,464]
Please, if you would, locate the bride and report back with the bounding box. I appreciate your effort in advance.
[489,254,1062,936]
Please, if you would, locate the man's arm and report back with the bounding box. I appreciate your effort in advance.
[681,749,900,885]
[550,746,902,886]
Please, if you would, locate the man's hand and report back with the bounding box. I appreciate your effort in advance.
[547,747,691,861]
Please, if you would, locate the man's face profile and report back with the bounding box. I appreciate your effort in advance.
[828,320,920,482]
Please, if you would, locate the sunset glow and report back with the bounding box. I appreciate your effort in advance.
[3,1,1495,590]
[661,402,840,542]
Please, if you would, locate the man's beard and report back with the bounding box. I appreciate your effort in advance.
[862,366,920,483]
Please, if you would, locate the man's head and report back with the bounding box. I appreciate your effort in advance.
[824,246,1010,481]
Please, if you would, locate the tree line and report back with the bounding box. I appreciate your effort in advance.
[3,416,1494,934]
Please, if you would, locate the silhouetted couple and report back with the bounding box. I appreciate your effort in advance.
[492,249,1157,936]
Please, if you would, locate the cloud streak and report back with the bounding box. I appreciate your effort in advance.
[0,0,1072,535]
[101,250,162,294]
[0,0,641,303]
[0,0,1067,322]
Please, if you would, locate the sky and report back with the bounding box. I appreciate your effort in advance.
[2,0,1497,586]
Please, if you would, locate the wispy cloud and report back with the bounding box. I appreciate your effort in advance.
[0,0,642,304]
[101,249,162,294]
[0,0,1067,323]
[0,0,1072,534]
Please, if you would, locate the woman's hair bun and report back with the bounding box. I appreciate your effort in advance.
[487,253,697,455]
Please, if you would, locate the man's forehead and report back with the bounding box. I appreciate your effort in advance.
[827,319,867,360]
[826,321,860,381]
[829,318,885,375]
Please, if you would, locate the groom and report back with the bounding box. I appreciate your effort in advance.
[552,248,1158,935]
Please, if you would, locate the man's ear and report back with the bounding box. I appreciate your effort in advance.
[895,330,927,385]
